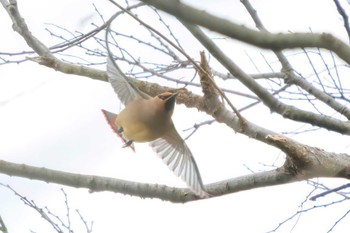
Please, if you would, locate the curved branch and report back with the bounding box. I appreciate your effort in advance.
[1,133,350,203]
[0,159,293,203]
[182,22,350,134]
[284,71,350,120]
[241,0,350,120]
[1,0,108,81]
[138,0,350,65]
[2,0,143,82]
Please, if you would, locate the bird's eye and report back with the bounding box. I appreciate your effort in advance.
[158,95,166,100]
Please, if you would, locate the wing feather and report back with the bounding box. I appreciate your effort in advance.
[107,58,149,105]
[149,128,208,197]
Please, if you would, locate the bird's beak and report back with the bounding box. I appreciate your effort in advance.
[169,92,178,100]
[167,93,178,104]
[164,92,178,112]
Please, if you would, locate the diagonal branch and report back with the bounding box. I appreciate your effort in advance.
[0,216,7,233]
[333,0,350,43]
[182,22,350,134]
[310,183,350,201]
[138,0,350,65]
[241,0,350,120]
[1,0,145,82]
[1,0,108,81]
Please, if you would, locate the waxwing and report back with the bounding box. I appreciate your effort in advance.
[102,58,208,198]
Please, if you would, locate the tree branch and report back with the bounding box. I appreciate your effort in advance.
[182,22,350,134]
[0,159,294,203]
[0,216,7,233]
[266,134,350,178]
[309,183,350,201]
[1,0,108,81]
[1,134,350,203]
[333,0,350,43]
[138,0,350,65]
[241,0,350,120]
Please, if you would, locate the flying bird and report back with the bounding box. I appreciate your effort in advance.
[102,58,208,198]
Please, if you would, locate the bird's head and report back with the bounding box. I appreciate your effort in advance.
[157,92,178,112]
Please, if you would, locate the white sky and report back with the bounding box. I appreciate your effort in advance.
[0,0,350,232]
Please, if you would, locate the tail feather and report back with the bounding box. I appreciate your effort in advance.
[101,109,135,152]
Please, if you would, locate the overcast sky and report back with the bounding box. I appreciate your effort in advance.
[1,0,350,232]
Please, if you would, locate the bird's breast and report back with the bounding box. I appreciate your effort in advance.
[116,99,171,142]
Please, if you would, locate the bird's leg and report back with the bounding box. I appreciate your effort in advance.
[117,127,124,134]
[122,140,133,148]
[116,126,133,150]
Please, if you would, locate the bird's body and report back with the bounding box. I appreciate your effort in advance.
[102,58,208,198]
[117,96,174,142]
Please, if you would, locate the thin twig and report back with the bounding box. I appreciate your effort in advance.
[76,209,93,233]
[267,197,347,233]
[333,0,350,43]
[310,183,350,201]
[327,208,350,233]
[183,119,215,140]
[0,216,8,233]
[0,183,64,233]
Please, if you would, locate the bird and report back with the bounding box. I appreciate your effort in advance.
[101,57,208,198]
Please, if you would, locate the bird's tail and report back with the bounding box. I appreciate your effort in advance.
[101,109,135,152]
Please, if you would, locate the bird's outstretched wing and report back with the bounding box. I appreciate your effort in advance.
[107,57,149,105]
[150,128,208,198]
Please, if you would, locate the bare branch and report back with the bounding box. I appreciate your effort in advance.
[76,209,93,233]
[333,0,350,43]
[0,159,294,203]
[0,184,93,233]
[310,183,350,201]
[241,0,350,121]
[183,119,215,140]
[267,191,348,233]
[1,128,350,204]
[1,0,107,81]
[266,134,350,178]
[61,189,72,232]
[327,208,350,232]
[0,0,146,81]
[137,0,350,65]
[0,183,64,233]
[182,22,350,134]
[0,216,8,233]
[212,70,285,80]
